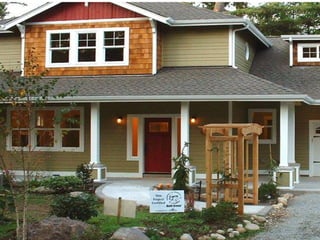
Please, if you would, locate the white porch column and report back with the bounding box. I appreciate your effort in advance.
[90,103,106,181]
[275,102,296,189]
[180,102,190,156]
[288,103,295,164]
[280,102,296,166]
[280,102,290,167]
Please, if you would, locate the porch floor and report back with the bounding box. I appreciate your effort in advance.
[95,175,320,215]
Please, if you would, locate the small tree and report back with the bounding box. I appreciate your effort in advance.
[172,143,190,192]
[0,50,77,240]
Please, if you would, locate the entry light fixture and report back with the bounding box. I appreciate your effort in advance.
[116,117,123,124]
[190,116,197,124]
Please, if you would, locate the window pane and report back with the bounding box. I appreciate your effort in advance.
[12,130,29,147]
[11,110,29,128]
[36,130,54,147]
[105,48,123,61]
[252,112,273,140]
[61,110,80,128]
[149,122,169,133]
[131,117,139,157]
[62,130,80,147]
[104,31,125,46]
[51,33,70,48]
[303,47,317,58]
[78,33,96,47]
[78,49,96,62]
[35,110,54,128]
[52,50,69,63]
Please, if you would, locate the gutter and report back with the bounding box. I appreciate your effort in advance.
[46,94,311,104]
[16,24,25,76]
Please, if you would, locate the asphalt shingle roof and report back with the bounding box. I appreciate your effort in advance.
[131,2,240,21]
[49,67,302,102]
[250,37,320,100]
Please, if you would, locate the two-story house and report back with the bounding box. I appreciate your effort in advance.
[1,2,317,189]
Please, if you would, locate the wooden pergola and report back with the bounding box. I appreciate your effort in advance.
[200,123,263,215]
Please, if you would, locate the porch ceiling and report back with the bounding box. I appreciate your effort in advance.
[49,66,306,103]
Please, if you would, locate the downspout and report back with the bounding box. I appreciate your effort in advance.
[17,24,25,76]
[289,36,293,67]
[232,24,249,68]
[150,19,157,75]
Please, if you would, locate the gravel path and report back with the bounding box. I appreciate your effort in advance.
[251,192,320,240]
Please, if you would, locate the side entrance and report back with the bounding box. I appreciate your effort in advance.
[309,120,320,176]
[144,118,172,173]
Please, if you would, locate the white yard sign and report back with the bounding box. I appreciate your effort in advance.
[150,190,184,213]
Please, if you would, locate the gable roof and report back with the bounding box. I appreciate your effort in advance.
[47,67,306,103]
[250,37,320,104]
[3,1,271,47]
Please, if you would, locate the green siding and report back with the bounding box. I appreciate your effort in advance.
[189,102,230,173]
[162,27,229,67]
[235,31,257,73]
[0,34,21,71]
[100,102,181,173]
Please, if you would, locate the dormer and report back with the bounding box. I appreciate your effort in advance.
[282,35,320,66]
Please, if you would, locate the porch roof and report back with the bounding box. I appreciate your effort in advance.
[250,37,320,104]
[48,66,308,103]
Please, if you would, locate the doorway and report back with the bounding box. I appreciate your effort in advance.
[310,120,320,176]
[144,118,172,173]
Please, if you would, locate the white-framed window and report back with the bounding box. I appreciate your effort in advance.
[46,27,129,67]
[7,107,84,152]
[248,109,276,144]
[297,43,320,62]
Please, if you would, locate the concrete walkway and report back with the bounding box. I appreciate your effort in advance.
[96,175,320,215]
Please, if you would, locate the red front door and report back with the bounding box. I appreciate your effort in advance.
[145,118,172,173]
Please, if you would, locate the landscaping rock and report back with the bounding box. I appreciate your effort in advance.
[31,186,55,194]
[110,227,150,240]
[216,229,225,235]
[210,233,226,239]
[245,223,260,231]
[252,215,267,223]
[180,233,193,240]
[27,216,91,240]
[198,235,211,240]
[236,225,246,234]
[277,197,288,207]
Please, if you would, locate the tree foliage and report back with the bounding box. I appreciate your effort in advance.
[0,2,7,19]
[232,2,320,35]
[0,50,77,240]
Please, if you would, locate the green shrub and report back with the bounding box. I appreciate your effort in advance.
[76,163,93,185]
[51,192,99,221]
[201,201,238,224]
[258,181,278,202]
[0,187,14,222]
[42,176,82,193]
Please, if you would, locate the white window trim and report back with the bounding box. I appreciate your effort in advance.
[46,27,129,68]
[248,108,277,144]
[297,43,320,62]
[7,107,84,152]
